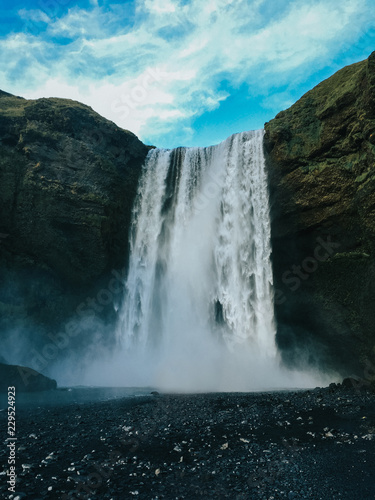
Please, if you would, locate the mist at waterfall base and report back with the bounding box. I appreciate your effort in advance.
[78,130,331,392]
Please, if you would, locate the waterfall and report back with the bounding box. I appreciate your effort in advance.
[114,130,285,390]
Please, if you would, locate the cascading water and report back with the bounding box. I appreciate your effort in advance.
[79,128,328,392]
[50,128,331,390]
[73,129,329,390]
[114,129,290,390]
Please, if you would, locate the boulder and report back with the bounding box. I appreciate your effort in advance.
[0,362,57,392]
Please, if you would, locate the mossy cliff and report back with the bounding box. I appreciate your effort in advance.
[0,91,149,357]
[265,52,375,376]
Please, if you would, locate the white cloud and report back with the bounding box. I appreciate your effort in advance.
[18,8,51,24]
[0,0,373,146]
[143,0,177,14]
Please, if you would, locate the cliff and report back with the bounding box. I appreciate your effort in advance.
[2,52,375,379]
[0,91,149,357]
[264,52,375,376]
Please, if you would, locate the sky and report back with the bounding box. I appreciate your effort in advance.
[0,0,374,148]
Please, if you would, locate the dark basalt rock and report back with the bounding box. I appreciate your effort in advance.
[0,91,149,355]
[0,362,57,392]
[264,52,375,376]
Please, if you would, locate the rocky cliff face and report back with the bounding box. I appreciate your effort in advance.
[264,52,375,377]
[0,91,149,359]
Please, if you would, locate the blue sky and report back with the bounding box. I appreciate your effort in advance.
[0,0,374,148]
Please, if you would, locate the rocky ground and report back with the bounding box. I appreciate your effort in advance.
[1,382,375,499]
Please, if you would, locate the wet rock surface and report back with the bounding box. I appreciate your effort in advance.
[1,384,374,499]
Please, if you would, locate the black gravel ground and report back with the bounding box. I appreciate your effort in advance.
[1,383,375,499]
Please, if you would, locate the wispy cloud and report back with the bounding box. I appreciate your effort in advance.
[18,8,51,24]
[0,0,373,147]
